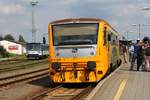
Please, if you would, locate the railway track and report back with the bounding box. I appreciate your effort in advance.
[0,68,49,87]
[0,59,48,73]
[28,85,93,100]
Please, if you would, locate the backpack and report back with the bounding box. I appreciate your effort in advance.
[145,47,150,56]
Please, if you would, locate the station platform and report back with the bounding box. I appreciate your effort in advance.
[86,62,150,100]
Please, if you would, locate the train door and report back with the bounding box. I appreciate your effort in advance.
[103,27,109,53]
[103,27,110,67]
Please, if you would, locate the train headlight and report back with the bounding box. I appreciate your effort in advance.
[87,61,96,70]
[90,52,94,55]
[51,62,61,70]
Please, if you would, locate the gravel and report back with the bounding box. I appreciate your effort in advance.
[0,63,49,79]
[0,76,51,100]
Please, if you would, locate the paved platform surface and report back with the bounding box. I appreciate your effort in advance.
[87,63,150,100]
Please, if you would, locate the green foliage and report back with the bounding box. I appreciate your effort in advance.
[0,46,9,58]
[18,35,26,43]
[4,34,15,41]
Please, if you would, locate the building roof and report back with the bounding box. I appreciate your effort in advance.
[0,40,26,46]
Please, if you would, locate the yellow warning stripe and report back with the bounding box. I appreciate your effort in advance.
[113,79,127,100]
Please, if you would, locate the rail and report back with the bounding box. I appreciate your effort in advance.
[0,68,49,87]
[28,85,93,100]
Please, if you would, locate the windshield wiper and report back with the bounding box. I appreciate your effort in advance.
[58,39,92,45]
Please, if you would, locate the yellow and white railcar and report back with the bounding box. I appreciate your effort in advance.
[48,18,121,84]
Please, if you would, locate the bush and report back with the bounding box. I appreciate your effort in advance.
[0,46,9,58]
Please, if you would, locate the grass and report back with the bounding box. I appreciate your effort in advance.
[0,53,26,59]
[8,53,26,59]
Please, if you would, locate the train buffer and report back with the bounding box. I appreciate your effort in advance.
[86,62,150,100]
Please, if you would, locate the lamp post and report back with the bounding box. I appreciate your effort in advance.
[131,24,147,40]
[143,7,150,10]
[132,24,141,40]
[30,1,38,42]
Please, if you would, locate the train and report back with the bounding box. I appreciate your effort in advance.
[48,18,121,84]
[26,43,49,59]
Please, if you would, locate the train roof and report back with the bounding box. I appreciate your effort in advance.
[27,43,48,45]
[51,18,102,24]
[50,18,119,35]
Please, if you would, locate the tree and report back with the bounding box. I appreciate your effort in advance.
[0,35,3,41]
[18,35,26,43]
[0,46,9,58]
[4,34,15,41]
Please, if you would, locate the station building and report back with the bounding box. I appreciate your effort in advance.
[0,40,26,55]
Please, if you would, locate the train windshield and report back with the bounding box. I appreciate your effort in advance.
[26,43,41,51]
[52,23,98,46]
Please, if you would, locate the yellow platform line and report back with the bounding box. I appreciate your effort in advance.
[113,79,127,100]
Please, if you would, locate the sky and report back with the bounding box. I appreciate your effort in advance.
[0,0,150,43]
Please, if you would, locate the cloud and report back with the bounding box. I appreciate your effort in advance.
[0,3,25,15]
[141,3,150,17]
[21,0,38,3]
[0,0,150,42]
[143,11,150,17]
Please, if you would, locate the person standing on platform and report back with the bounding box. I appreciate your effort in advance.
[136,41,144,71]
[122,44,127,63]
[129,42,134,62]
[143,37,150,71]
[145,42,150,71]
[130,40,140,70]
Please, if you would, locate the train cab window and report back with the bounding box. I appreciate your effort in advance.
[103,27,107,46]
[52,23,98,46]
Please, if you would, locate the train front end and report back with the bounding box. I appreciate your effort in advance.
[26,43,42,59]
[48,19,107,83]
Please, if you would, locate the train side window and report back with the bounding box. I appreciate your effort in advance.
[103,27,107,46]
[108,34,111,41]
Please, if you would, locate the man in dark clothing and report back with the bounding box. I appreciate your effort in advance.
[136,43,143,71]
[130,40,143,71]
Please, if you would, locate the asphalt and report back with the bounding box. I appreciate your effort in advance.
[86,62,150,100]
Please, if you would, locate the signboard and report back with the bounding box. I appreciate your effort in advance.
[8,45,19,50]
